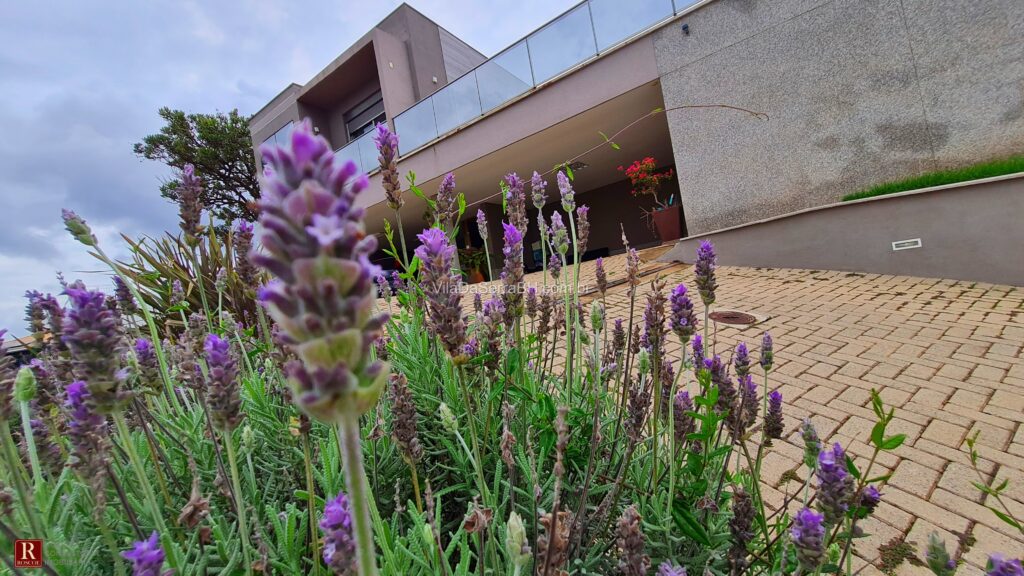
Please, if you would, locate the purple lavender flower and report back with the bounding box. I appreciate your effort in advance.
[112,277,138,317]
[765,390,784,440]
[415,227,466,358]
[504,172,528,234]
[673,390,695,445]
[321,492,357,574]
[122,531,169,576]
[669,284,697,346]
[694,239,717,307]
[62,208,97,246]
[816,442,856,525]
[576,205,590,255]
[65,381,110,506]
[476,208,489,243]
[557,170,575,212]
[434,172,458,230]
[178,164,205,240]
[463,337,479,358]
[251,119,388,421]
[658,563,687,576]
[733,342,750,377]
[375,273,391,301]
[549,211,568,256]
[530,171,547,209]
[760,332,773,372]
[595,257,608,296]
[987,556,1023,576]
[691,334,704,375]
[790,507,825,572]
[525,287,538,320]
[233,221,259,296]
[134,338,161,394]
[171,279,185,308]
[642,279,668,359]
[858,485,881,516]
[501,222,524,324]
[732,374,759,437]
[204,334,243,430]
[548,251,562,280]
[479,298,505,371]
[63,286,126,410]
[373,123,403,210]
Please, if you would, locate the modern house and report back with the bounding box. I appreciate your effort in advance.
[250,0,1024,277]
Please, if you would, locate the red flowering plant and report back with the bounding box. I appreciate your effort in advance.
[618,156,675,210]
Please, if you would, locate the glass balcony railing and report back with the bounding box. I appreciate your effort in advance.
[394,0,695,155]
[333,129,379,175]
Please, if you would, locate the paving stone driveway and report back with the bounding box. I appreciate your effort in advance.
[451,246,1024,572]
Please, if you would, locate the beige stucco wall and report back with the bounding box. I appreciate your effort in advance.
[654,0,1024,235]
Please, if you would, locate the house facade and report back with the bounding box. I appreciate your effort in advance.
[250,0,1024,274]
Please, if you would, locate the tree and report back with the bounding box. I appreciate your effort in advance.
[134,108,260,223]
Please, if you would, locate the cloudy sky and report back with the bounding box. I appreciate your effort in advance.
[0,0,573,335]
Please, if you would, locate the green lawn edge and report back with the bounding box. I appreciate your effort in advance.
[841,155,1024,201]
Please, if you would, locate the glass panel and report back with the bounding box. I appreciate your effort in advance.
[394,98,438,153]
[355,130,379,174]
[526,3,597,84]
[333,140,361,171]
[476,40,534,113]
[432,72,483,136]
[591,0,673,50]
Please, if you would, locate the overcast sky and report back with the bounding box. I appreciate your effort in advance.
[0,0,573,336]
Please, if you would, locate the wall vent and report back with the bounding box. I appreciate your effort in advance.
[891,238,922,251]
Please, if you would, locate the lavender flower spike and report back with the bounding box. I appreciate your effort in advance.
[734,342,750,377]
[65,381,110,508]
[434,172,458,230]
[694,239,717,307]
[122,531,169,576]
[549,211,569,256]
[557,170,575,212]
[415,227,466,358]
[816,442,856,525]
[576,205,590,255]
[501,222,524,324]
[251,119,388,421]
[178,164,204,240]
[530,171,547,209]
[63,285,126,411]
[204,334,243,431]
[321,492,357,573]
[505,172,528,233]
[924,532,956,576]
[373,123,402,210]
[764,390,784,440]
[669,283,697,346]
[760,331,773,372]
[62,208,97,247]
[986,556,1023,576]
[658,563,687,576]
[790,507,825,572]
[134,338,161,394]
[476,208,489,243]
[595,257,608,296]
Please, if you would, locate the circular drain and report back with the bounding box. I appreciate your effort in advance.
[709,310,757,326]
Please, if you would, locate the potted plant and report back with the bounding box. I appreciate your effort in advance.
[458,248,487,284]
[619,156,681,241]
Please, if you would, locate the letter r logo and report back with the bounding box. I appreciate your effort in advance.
[15,540,43,567]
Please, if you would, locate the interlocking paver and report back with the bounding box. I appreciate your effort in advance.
[432,247,1024,568]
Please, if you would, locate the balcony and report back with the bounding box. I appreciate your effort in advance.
[333,129,380,175]
[393,0,700,154]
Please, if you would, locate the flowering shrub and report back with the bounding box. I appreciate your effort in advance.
[618,156,675,210]
[0,120,1018,576]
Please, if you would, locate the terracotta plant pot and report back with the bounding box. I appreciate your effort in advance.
[467,268,485,284]
[652,204,683,242]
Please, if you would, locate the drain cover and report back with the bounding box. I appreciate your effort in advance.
[709,310,757,326]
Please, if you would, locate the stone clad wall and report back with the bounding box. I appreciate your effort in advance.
[654,0,1024,234]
